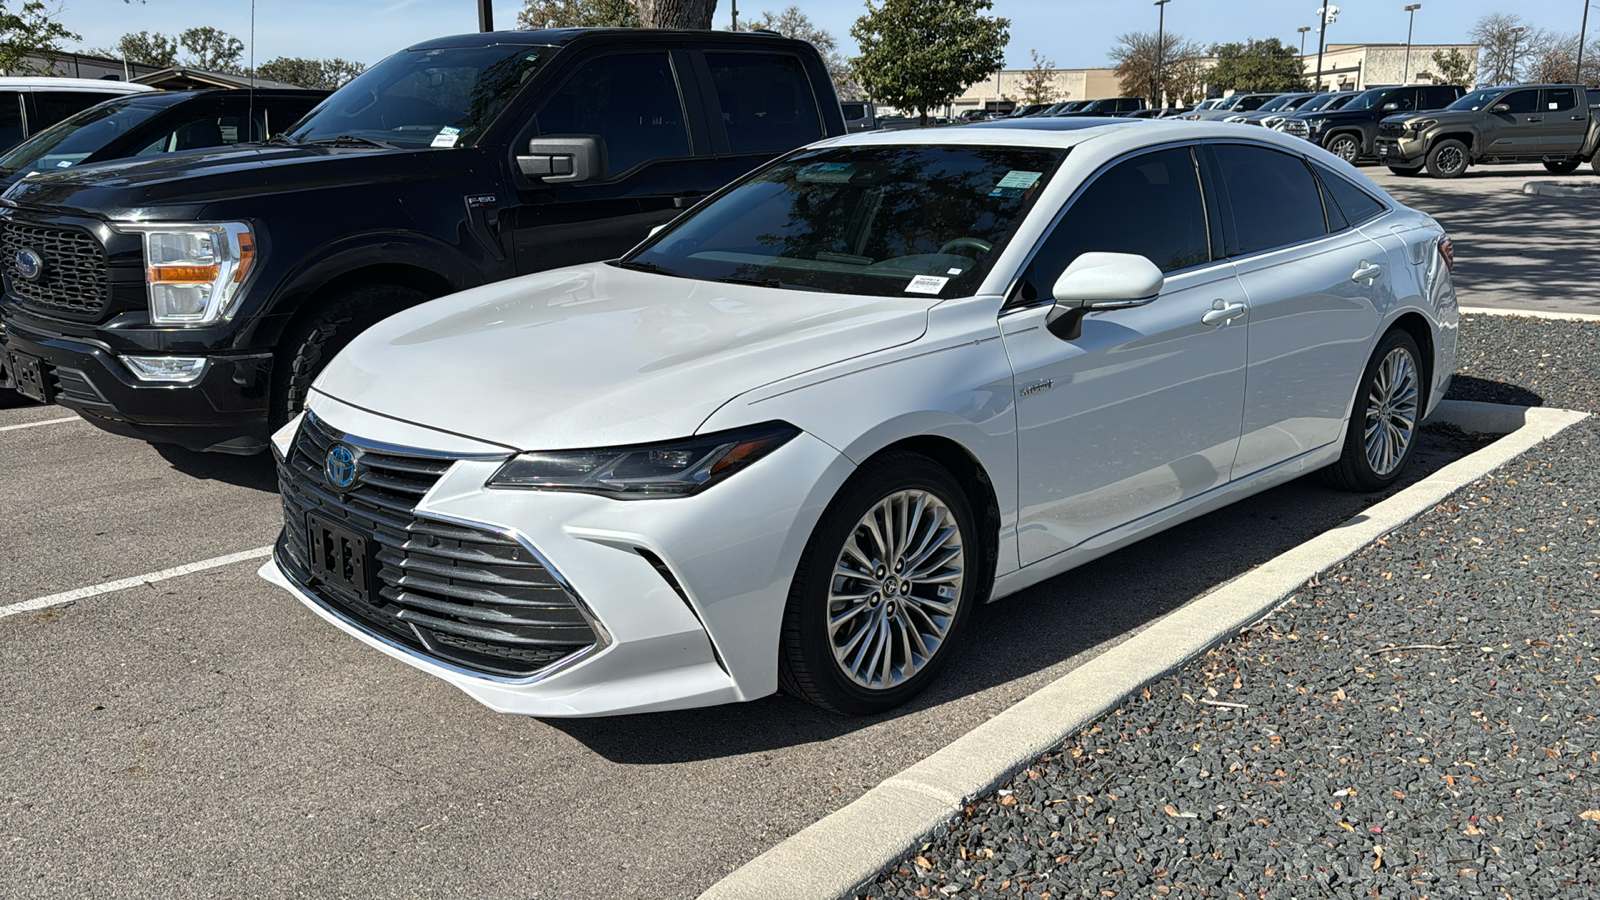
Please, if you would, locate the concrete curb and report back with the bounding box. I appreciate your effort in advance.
[699,400,1590,900]
[1521,180,1600,198]
[1460,306,1600,323]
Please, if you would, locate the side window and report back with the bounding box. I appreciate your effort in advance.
[1501,90,1539,114]
[1544,88,1578,112]
[1212,143,1328,255]
[1314,164,1386,226]
[1428,87,1459,108]
[1023,146,1211,294]
[133,112,256,157]
[1387,89,1417,112]
[534,52,690,176]
[30,91,115,133]
[705,52,823,154]
[841,102,865,123]
[0,91,22,148]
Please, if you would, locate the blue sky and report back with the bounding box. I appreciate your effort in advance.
[67,0,1598,70]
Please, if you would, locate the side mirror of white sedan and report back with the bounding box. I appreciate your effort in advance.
[1046,252,1164,340]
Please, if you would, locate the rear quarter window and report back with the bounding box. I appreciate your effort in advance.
[706,52,823,154]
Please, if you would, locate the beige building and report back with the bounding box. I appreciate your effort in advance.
[951,67,1123,114]
[1300,43,1479,91]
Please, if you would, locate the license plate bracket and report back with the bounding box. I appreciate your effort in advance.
[7,352,50,403]
[306,512,374,603]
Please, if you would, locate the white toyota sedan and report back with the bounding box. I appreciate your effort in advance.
[260,119,1458,717]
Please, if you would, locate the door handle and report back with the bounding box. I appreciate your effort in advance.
[1351,261,1383,285]
[1526,116,1543,123]
[1201,300,1247,326]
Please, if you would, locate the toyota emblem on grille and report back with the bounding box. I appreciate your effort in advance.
[325,444,359,489]
[12,247,44,282]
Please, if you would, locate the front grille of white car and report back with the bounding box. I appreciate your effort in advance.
[275,412,599,678]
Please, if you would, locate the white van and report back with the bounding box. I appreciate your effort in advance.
[0,76,155,151]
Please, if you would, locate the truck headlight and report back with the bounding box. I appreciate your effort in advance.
[1406,119,1436,135]
[488,422,799,499]
[115,222,257,326]
[1306,117,1327,134]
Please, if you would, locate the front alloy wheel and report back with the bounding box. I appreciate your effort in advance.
[779,452,979,714]
[1425,139,1469,179]
[1327,133,1361,162]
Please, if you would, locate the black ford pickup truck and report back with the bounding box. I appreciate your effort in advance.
[0,28,844,453]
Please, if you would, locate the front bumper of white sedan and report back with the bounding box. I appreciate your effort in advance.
[259,405,854,717]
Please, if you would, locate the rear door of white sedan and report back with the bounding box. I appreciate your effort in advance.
[1001,144,1251,566]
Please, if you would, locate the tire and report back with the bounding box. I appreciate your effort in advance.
[1386,164,1425,177]
[1425,139,1470,179]
[1326,132,1361,163]
[1543,158,1581,175]
[1323,329,1425,493]
[778,451,980,715]
[270,283,426,429]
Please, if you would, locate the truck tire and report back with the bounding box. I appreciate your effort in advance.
[1386,164,1424,177]
[1325,132,1361,163]
[1425,139,1470,179]
[271,283,427,429]
[1543,158,1581,175]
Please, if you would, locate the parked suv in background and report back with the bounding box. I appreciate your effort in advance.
[842,99,879,132]
[1281,83,1465,162]
[0,28,845,452]
[0,77,155,152]
[1055,97,1146,117]
[1185,93,1281,120]
[1375,85,1600,177]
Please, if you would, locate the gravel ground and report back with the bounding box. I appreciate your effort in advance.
[863,314,1600,899]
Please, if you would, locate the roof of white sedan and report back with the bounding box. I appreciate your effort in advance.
[821,117,1343,157]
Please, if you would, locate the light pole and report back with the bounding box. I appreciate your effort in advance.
[1298,26,1312,57]
[1402,4,1421,83]
[1579,0,1593,85]
[477,0,493,32]
[1314,6,1339,90]
[1509,25,1526,83]
[1154,0,1171,108]
[732,0,739,31]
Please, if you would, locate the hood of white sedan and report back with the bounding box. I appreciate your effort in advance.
[312,263,935,450]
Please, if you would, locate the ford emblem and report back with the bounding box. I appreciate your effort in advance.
[13,247,44,282]
[325,443,358,490]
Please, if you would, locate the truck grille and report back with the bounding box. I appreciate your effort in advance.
[276,412,600,678]
[0,221,110,320]
[1281,120,1310,139]
[1377,122,1405,138]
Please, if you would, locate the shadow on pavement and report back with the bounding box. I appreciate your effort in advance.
[551,425,1492,763]
[154,442,280,493]
[1446,374,1544,407]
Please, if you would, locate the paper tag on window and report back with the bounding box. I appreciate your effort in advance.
[905,275,949,294]
[431,132,460,148]
[996,170,1041,189]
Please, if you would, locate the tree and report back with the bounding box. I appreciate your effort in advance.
[851,0,1009,125]
[1206,38,1307,93]
[95,30,178,67]
[178,25,244,73]
[0,0,79,75]
[517,0,638,29]
[1109,30,1206,105]
[739,6,858,99]
[254,56,367,90]
[1470,13,1548,84]
[1019,49,1059,105]
[1429,47,1475,87]
[636,0,715,28]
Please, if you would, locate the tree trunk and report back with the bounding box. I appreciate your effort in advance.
[637,0,718,28]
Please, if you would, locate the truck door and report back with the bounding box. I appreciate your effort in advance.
[693,49,829,187]
[1485,89,1543,156]
[1538,87,1587,157]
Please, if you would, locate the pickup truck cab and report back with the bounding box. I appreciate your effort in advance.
[1281,83,1465,162]
[1375,84,1600,178]
[0,28,845,453]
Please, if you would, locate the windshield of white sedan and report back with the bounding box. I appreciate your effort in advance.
[286,44,551,149]
[621,145,1065,297]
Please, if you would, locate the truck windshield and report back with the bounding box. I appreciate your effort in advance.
[1344,88,1399,111]
[286,43,553,149]
[0,96,165,176]
[1447,89,1505,111]
[620,145,1065,298]
[1298,93,1341,112]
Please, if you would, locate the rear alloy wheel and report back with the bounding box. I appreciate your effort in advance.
[779,452,978,715]
[1324,329,1424,493]
[1543,158,1581,175]
[1326,133,1361,162]
[1425,139,1470,179]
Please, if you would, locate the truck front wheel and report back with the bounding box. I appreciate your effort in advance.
[1425,139,1470,179]
[1325,133,1361,163]
[271,284,427,429]
[1543,158,1581,175]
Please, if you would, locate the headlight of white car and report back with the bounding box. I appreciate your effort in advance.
[115,221,257,326]
[488,422,800,499]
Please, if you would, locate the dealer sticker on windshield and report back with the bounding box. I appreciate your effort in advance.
[905,275,949,294]
[431,126,463,148]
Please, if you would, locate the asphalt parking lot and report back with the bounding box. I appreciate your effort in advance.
[1,162,1594,900]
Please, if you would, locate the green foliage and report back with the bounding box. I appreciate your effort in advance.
[0,0,80,75]
[1430,47,1474,86]
[516,0,639,29]
[254,56,366,90]
[95,29,178,67]
[178,25,244,73]
[851,0,1009,123]
[1206,37,1308,93]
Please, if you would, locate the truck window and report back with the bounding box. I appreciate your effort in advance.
[134,109,267,156]
[706,52,823,154]
[1543,88,1578,112]
[0,92,23,148]
[1501,90,1538,114]
[841,102,865,121]
[534,52,690,177]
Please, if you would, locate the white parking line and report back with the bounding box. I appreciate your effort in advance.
[0,416,81,433]
[1460,306,1600,323]
[0,546,274,620]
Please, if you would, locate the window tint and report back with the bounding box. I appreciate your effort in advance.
[841,102,865,121]
[1501,90,1539,114]
[1317,177,1348,232]
[1315,165,1386,226]
[1026,146,1211,288]
[1425,87,1459,108]
[134,109,268,156]
[0,92,23,148]
[1237,96,1268,111]
[706,52,822,154]
[1212,143,1327,255]
[30,91,117,133]
[535,52,689,176]
[1544,88,1578,112]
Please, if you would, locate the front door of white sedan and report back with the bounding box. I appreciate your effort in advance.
[1001,145,1250,566]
